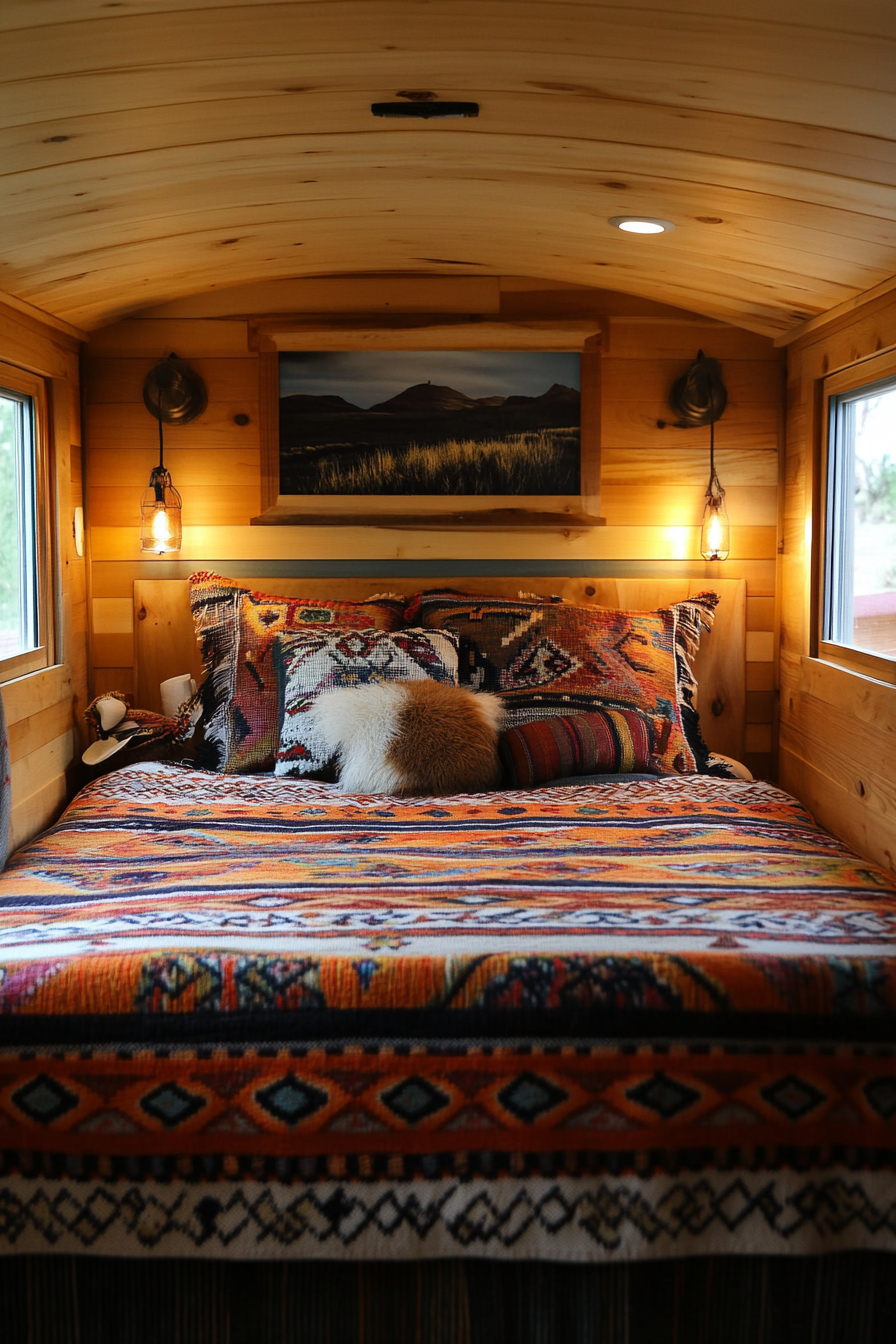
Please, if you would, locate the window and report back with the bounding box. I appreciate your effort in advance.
[0,362,53,683]
[822,352,896,683]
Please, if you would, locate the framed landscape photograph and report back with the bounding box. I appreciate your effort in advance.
[279,350,580,491]
[255,340,603,527]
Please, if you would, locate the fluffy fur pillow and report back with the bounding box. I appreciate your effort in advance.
[273,627,459,777]
[308,681,504,796]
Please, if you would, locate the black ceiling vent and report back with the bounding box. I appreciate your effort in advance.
[371,101,479,119]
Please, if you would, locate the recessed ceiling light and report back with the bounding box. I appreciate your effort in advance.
[608,216,675,234]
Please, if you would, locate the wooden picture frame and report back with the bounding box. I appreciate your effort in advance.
[253,331,603,529]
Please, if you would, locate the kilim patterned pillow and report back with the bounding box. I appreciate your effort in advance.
[407,590,719,774]
[499,707,660,787]
[273,627,460,778]
[190,573,406,773]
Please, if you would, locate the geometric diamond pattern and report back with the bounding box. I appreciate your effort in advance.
[139,1081,207,1129]
[864,1076,896,1120]
[254,1073,328,1126]
[626,1072,700,1120]
[497,1072,568,1123]
[380,1076,450,1124]
[507,638,578,687]
[760,1074,826,1121]
[11,1074,79,1125]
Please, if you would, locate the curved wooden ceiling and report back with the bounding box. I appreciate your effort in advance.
[2,0,895,334]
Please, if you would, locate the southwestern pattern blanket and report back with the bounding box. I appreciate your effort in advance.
[0,764,894,1261]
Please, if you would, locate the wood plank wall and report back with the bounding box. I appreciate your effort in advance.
[83,287,782,781]
[781,291,896,872]
[0,300,88,851]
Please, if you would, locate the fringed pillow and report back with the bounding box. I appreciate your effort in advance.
[499,707,661,787]
[408,589,719,774]
[308,681,503,796]
[273,627,460,778]
[189,572,405,773]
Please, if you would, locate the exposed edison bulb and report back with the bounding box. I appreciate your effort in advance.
[140,466,182,553]
[700,492,730,561]
[151,507,172,544]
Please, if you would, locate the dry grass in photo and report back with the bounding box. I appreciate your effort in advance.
[305,428,579,495]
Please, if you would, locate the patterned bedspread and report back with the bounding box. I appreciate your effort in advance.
[1,763,895,1262]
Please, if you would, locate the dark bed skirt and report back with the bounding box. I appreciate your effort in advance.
[2,1253,895,1344]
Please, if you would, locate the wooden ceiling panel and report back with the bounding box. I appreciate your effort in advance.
[1,1,895,333]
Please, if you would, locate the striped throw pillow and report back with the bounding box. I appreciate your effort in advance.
[499,708,660,787]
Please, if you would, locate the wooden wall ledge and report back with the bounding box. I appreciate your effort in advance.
[250,505,606,530]
[249,315,602,352]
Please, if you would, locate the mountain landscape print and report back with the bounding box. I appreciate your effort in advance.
[278,351,581,495]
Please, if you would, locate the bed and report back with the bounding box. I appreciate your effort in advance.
[1,575,895,1336]
[1,759,896,1265]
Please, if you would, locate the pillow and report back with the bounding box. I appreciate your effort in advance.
[706,752,754,780]
[189,572,405,773]
[273,627,460,777]
[408,589,719,774]
[499,707,660,787]
[307,681,503,795]
[404,588,547,626]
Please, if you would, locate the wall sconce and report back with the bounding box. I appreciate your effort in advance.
[667,350,730,562]
[700,419,730,561]
[140,354,207,555]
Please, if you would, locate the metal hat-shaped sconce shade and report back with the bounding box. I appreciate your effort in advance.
[143,353,208,424]
[140,355,206,553]
[668,350,727,428]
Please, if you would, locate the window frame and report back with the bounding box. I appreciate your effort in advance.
[0,360,55,685]
[818,348,896,687]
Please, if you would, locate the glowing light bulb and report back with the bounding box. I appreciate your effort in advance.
[706,510,723,553]
[140,456,182,553]
[152,507,171,544]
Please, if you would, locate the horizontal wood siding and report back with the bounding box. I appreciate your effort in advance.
[781,289,896,872]
[83,296,782,779]
[1,300,87,852]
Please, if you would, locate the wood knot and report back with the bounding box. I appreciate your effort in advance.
[137,605,147,621]
[711,697,725,717]
[856,778,866,798]
[584,585,595,597]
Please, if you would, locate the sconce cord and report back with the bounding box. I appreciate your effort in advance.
[706,417,725,505]
[153,387,167,502]
[709,416,714,481]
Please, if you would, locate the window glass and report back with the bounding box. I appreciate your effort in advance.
[825,374,896,664]
[0,362,51,684]
[0,387,38,662]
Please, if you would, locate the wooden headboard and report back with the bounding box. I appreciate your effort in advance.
[133,576,747,760]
